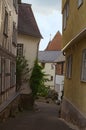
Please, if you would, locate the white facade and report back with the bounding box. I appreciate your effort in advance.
[18,34,40,70]
[42,62,56,90]
[18,34,41,94]
[55,75,64,100]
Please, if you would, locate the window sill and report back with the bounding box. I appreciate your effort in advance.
[3,33,8,37]
[66,77,72,80]
[81,80,86,83]
[78,3,83,9]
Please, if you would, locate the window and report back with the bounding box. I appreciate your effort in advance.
[10,62,16,87]
[78,0,83,7]
[5,59,10,89]
[66,55,72,78]
[81,49,86,81]
[17,44,23,57]
[56,62,64,75]
[1,58,5,93]
[3,10,8,36]
[51,76,53,81]
[13,0,18,13]
[0,57,1,94]
[63,0,69,30]
[51,64,54,69]
[41,63,45,68]
[12,22,17,46]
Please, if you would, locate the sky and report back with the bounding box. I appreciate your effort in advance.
[22,0,62,50]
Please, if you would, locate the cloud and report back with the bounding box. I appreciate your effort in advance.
[22,0,62,14]
[22,0,62,50]
[35,11,62,50]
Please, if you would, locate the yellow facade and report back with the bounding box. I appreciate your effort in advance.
[62,0,86,128]
[62,0,86,47]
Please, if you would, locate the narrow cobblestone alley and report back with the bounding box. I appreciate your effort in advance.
[0,102,77,130]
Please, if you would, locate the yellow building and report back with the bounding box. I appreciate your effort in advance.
[61,0,86,129]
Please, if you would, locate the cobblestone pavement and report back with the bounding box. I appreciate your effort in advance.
[0,102,77,130]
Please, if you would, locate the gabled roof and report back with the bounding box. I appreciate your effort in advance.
[55,52,65,62]
[45,31,62,51]
[38,51,64,63]
[18,3,42,38]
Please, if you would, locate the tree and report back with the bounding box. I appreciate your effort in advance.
[16,56,31,91]
[30,60,48,98]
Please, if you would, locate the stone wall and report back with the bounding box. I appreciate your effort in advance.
[0,93,34,122]
[0,93,20,122]
[61,97,86,130]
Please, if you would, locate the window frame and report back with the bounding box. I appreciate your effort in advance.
[81,49,86,82]
[51,76,53,81]
[13,0,18,13]
[41,63,45,68]
[10,62,16,87]
[1,57,5,93]
[0,57,2,94]
[3,9,8,37]
[12,22,17,46]
[63,0,69,30]
[66,55,72,79]
[78,0,83,8]
[17,43,23,57]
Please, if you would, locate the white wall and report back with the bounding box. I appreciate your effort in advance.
[18,34,41,94]
[55,75,64,92]
[18,34,40,72]
[55,75,64,100]
[43,63,55,90]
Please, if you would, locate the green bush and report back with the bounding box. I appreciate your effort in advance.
[16,56,31,91]
[30,60,49,98]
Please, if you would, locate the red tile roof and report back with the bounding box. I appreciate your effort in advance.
[18,3,42,38]
[45,31,62,51]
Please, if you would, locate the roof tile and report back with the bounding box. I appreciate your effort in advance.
[45,31,62,51]
[18,3,42,38]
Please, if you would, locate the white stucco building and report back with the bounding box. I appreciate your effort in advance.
[17,3,42,94]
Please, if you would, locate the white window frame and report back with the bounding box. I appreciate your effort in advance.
[81,49,86,82]
[63,0,69,30]
[66,55,72,79]
[63,8,67,30]
[78,0,83,7]
[3,9,8,36]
